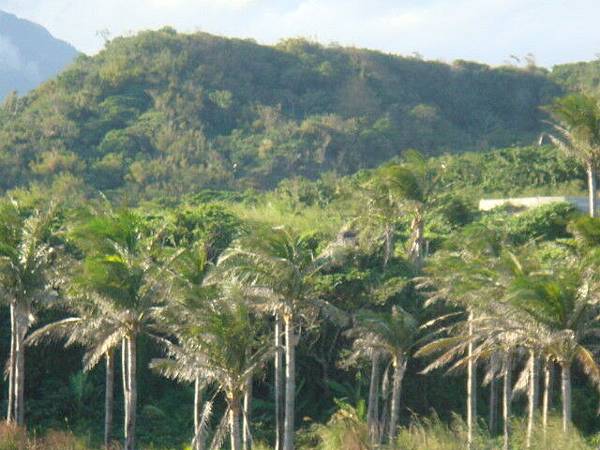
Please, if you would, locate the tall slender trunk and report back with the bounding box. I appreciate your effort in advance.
[526,352,539,448]
[274,314,284,450]
[561,363,571,433]
[122,339,129,447]
[243,376,253,450]
[466,311,477,450]
[587,162,597,218]
[367,352,381,442]
[489,376,498,434]
[14,305,27,426]
[542,358,551,444]
[192,375,205,450]
[104,350,115,448]
[502,354,512,450]
[230,400,242,450]
[283,315,296,450]
[383,224,394,269]
[409,209,425,267]
[6,302,16,423]
[379,368,391,442]
[125,336,137,450]
[388,354,406,443]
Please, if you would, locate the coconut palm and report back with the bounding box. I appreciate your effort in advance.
[0,200,59,426]
[70,209,179,450]
[365,150,443,267]
[508,261,600,432]
[416,224,504,449]
[343,317,384,443]
[351,307,418,442]
[25,290,119,448]
[217,226,345,450]
[547,94,600,217]
[151,285,273,450]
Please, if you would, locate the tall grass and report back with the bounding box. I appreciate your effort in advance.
[0,423,91,450]
[304,406,600,450]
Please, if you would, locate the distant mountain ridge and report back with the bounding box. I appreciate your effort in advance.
[0,10,78,99]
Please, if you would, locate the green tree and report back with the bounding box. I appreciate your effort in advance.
[365,150,443,267]
[72,209,179,450]
[152,286,273,450]
[547,94,600,217]
[218,226,343,450]
[26,292,119,448]
[0,200,59,426]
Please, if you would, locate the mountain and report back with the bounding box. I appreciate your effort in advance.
[0,28,570,200]
[0,10,78,99]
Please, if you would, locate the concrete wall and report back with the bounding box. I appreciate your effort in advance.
[479,196,588,212]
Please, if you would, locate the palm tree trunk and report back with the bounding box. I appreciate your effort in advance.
[367,352,381,442]
[503,354,512,450]
[467,311,477,450]
[388,354,406,442]
[14,306,27,426]
[526,352,539,449]
[561,363,571,432]
[409,210,425,266]
[380,367,391,442]
[489,376,498,434]
[587,162,597,217]
[274,314,284,450]
[230,401,242,450]
[6,302,16,423]
[124,336,137,450]
[192,376,204,450]
[192,375,205,450]
[383,224,394,268]
[243,376,253,450]
[542,358,551,444]
[122,339,129,447]
[283,315,296,450]
[104,350,115,448]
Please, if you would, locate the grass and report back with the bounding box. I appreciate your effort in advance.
[294,406,600,450]
[2,413,598,449]
[0,423,91,450]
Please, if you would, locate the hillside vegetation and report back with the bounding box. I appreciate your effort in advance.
[0,28,568,200]
[4,27,600,450]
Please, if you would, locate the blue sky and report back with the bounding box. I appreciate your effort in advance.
[1,0,599,67]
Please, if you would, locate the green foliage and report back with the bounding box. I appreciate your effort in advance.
[504,202,578,244]
[0,30,563,200]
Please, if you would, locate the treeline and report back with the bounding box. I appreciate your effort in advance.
[2,143,600,450]
[0,28,568,200]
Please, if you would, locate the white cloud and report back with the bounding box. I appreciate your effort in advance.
[1,0,599,66]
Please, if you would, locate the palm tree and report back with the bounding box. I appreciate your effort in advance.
[370,308,418,442]
[71,209,179,450]
[417,224,504,449]
[217,226,344,450]
[365,150,443,267]
[25,291,120,448]
[547,94,600,217]
[152,286,273,450]
[0,200,59,426]
[344,319,383,443]
[508,261,600,432]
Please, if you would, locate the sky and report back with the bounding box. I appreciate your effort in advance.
[1,0,599,67]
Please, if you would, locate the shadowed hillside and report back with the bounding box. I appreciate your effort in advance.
[0,28,565,199]
[0,10,78,99]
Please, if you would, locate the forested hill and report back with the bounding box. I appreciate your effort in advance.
[0,28,566,199]
[0,10,78,99]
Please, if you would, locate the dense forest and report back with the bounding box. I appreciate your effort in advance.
[3,28,600,450]
[0,28,570,199]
